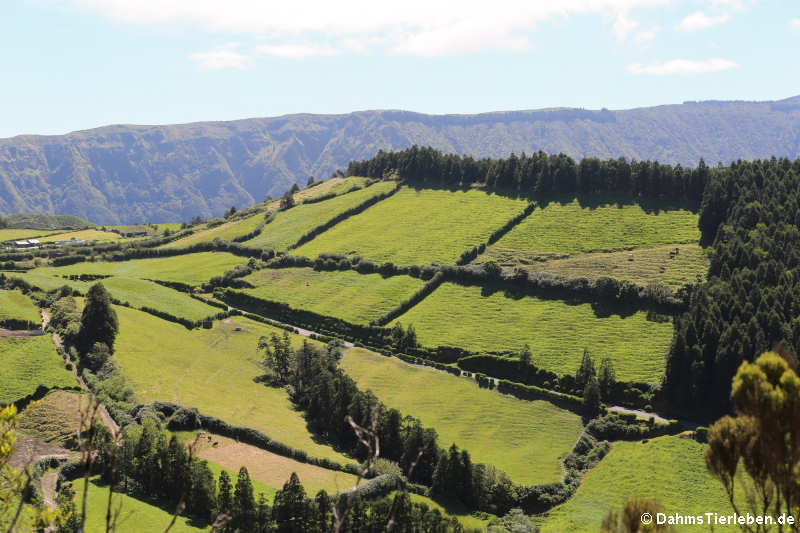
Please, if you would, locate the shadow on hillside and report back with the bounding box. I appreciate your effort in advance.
[405,183,699,215]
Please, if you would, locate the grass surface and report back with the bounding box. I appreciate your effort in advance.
[0,289,41,325]
[403,492,490,531]
[192,434,358,494]
[481,243,709,290]
[0,228,60,242]
[17,390,86,447]
[540,436,735,533]
[341,347,584,484]
[241,268,425,324]
[37,229,122,243]
[0,336,76,404]
[245,181,397,251]
[73,477,204,533]
[101,278,221,321]
[392,282,674,383]
[112,306,349,463]
[486,196,700,258]
[162,213,266,249]
[295,187,530,266]
[27,252,245,286]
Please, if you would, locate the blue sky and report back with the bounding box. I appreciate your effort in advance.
[1,0,798,138]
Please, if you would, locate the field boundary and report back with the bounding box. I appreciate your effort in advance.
[135,401,364,476]
[288,182,402,250]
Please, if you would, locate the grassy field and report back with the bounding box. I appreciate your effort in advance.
[73,477,204,533]
[540,437,735,533]
[0,289,41,325]
[192,434,358,495]
[403,492,490,531]
[0,336,76,404]
[295,187,530,266]
[0,228,60,242]
[37,229,123,243]
[244,181,397,251]
[101,277,221,321]
[481,243,709,290]
[241,268,425,324]
[16,390,86,447]
[162,212,266,249]
[392,283,674,383]
[26,252,245,286]
[112,305,350,464]
[484,196,700,258]
[341,347,584,485]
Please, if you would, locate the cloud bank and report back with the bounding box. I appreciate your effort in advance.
[628,57,739,75]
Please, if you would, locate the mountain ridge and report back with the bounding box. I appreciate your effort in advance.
[1,96,799,224]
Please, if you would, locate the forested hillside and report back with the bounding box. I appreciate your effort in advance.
[1,96,799,224]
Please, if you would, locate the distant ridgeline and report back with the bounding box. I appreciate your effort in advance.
[346,146,708,203]
[348,147,800,420]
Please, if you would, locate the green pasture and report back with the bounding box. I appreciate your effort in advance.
[295,187,530,266]
[0,336,76,404]
[112,305,349,464]
[73,477,204,533]
[403,492,490,531]
[0,289,41,325]
[485,196,699,258]
[341,347,584,485]
[540,436,735,533]
[481,243,709,290]
[0,228,60,242]
[101,277,221,321]
[244,181,397,251]
[162,212,266,249]
[26,252,245,286]
[392,282,674,383]
[241,268,425,324]
[37,229,122,243]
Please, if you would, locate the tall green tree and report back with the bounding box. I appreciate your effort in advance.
[576,348,596,387]
[79,282,118,355]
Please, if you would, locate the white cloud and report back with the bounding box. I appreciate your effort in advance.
[613,12,639,40]
[65,0,672,57]
[633,26,658,45]
[255,43,341,59]
[627,57,739,75]
[676,11,731,31]
[189,43,250,70]
[791,18,800,30]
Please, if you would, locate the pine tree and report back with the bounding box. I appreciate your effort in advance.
[232,467,256,532]
[217,471,233,516]
[575,348,596,387]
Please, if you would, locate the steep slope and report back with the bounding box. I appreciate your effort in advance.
[1,96,798,224]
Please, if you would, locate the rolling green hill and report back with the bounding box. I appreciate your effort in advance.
[0,336,76,404]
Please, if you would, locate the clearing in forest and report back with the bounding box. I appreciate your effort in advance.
[240,268,425,324]
[391,282,673,383]
[341,347,584,485]
[294,187,530,266]
[0,336,76,404]
[111,306,349,464]
[243,181,397,251]
[540,436,734,533]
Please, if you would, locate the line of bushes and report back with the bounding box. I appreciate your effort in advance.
[375,272,445,326]
[289,183,401,249]
[496,379,584,414]
[454,203,537,266]
[333,473,397,500]
[585,411,682,440]
[231,212,276,243]
[217,288,391,346]
[0,317,41,330]
[239,311,299,334]
[458,353,655,408]
[136,402,364,477]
